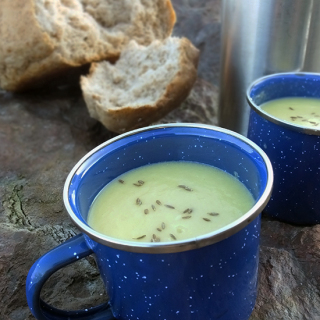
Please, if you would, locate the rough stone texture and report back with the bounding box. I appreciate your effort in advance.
[251,220,320,320]
[1,0,320,320]
[0,86,113,320]
[172,0,221,86]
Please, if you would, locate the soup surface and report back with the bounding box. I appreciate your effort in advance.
[261,97,320,129]
[88,161,255,242]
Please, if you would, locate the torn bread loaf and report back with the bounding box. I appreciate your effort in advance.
[80,37,199,133]
[0,0,176,91]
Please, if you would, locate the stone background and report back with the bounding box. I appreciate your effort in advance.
[1,1,320,319]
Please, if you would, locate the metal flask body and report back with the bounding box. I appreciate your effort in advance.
[219,0,320,136]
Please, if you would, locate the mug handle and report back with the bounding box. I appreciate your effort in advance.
[26,233,115,320]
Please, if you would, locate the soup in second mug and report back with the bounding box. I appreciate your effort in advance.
[260,97,320,129]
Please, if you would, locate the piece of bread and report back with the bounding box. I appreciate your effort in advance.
[0,0,176,92]
[80,37,199,133]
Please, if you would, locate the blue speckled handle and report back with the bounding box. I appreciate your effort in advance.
[26,233,115,320]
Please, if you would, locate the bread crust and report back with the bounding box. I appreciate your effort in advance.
[81,37,199,133]
[0,0,176,92]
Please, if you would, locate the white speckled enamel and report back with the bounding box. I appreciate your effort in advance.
[85,216,260,320]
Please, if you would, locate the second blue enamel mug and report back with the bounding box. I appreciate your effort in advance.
[26,124,273,320]
[247,72,320,225]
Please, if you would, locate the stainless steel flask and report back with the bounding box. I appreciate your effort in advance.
[219,0,320,136]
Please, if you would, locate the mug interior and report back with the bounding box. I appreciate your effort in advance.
[247,72,320,135]
[64,124,273,253]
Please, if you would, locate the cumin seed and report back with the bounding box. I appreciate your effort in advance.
[136,198,142,206]
[203,218,211,222]
[118,179,124,184]
[182,216,192,219]
[133,235,146,240]
[170,234,177,240]
[161,222,165,230]
[208,212,219,216]
[156,200,162,205]
[144,209,149,214]
[178,185,193,191]
[152,205,156,211]
[165,204,175,209]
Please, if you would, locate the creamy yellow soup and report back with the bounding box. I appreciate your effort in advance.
[261,97,320,129]
[87,161,255,243]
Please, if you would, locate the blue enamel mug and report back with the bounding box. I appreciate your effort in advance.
[26,124,273,320]
[247,72,320,225]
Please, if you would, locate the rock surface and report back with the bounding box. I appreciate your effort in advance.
[252,220,320,320]
[1,1,320,320]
